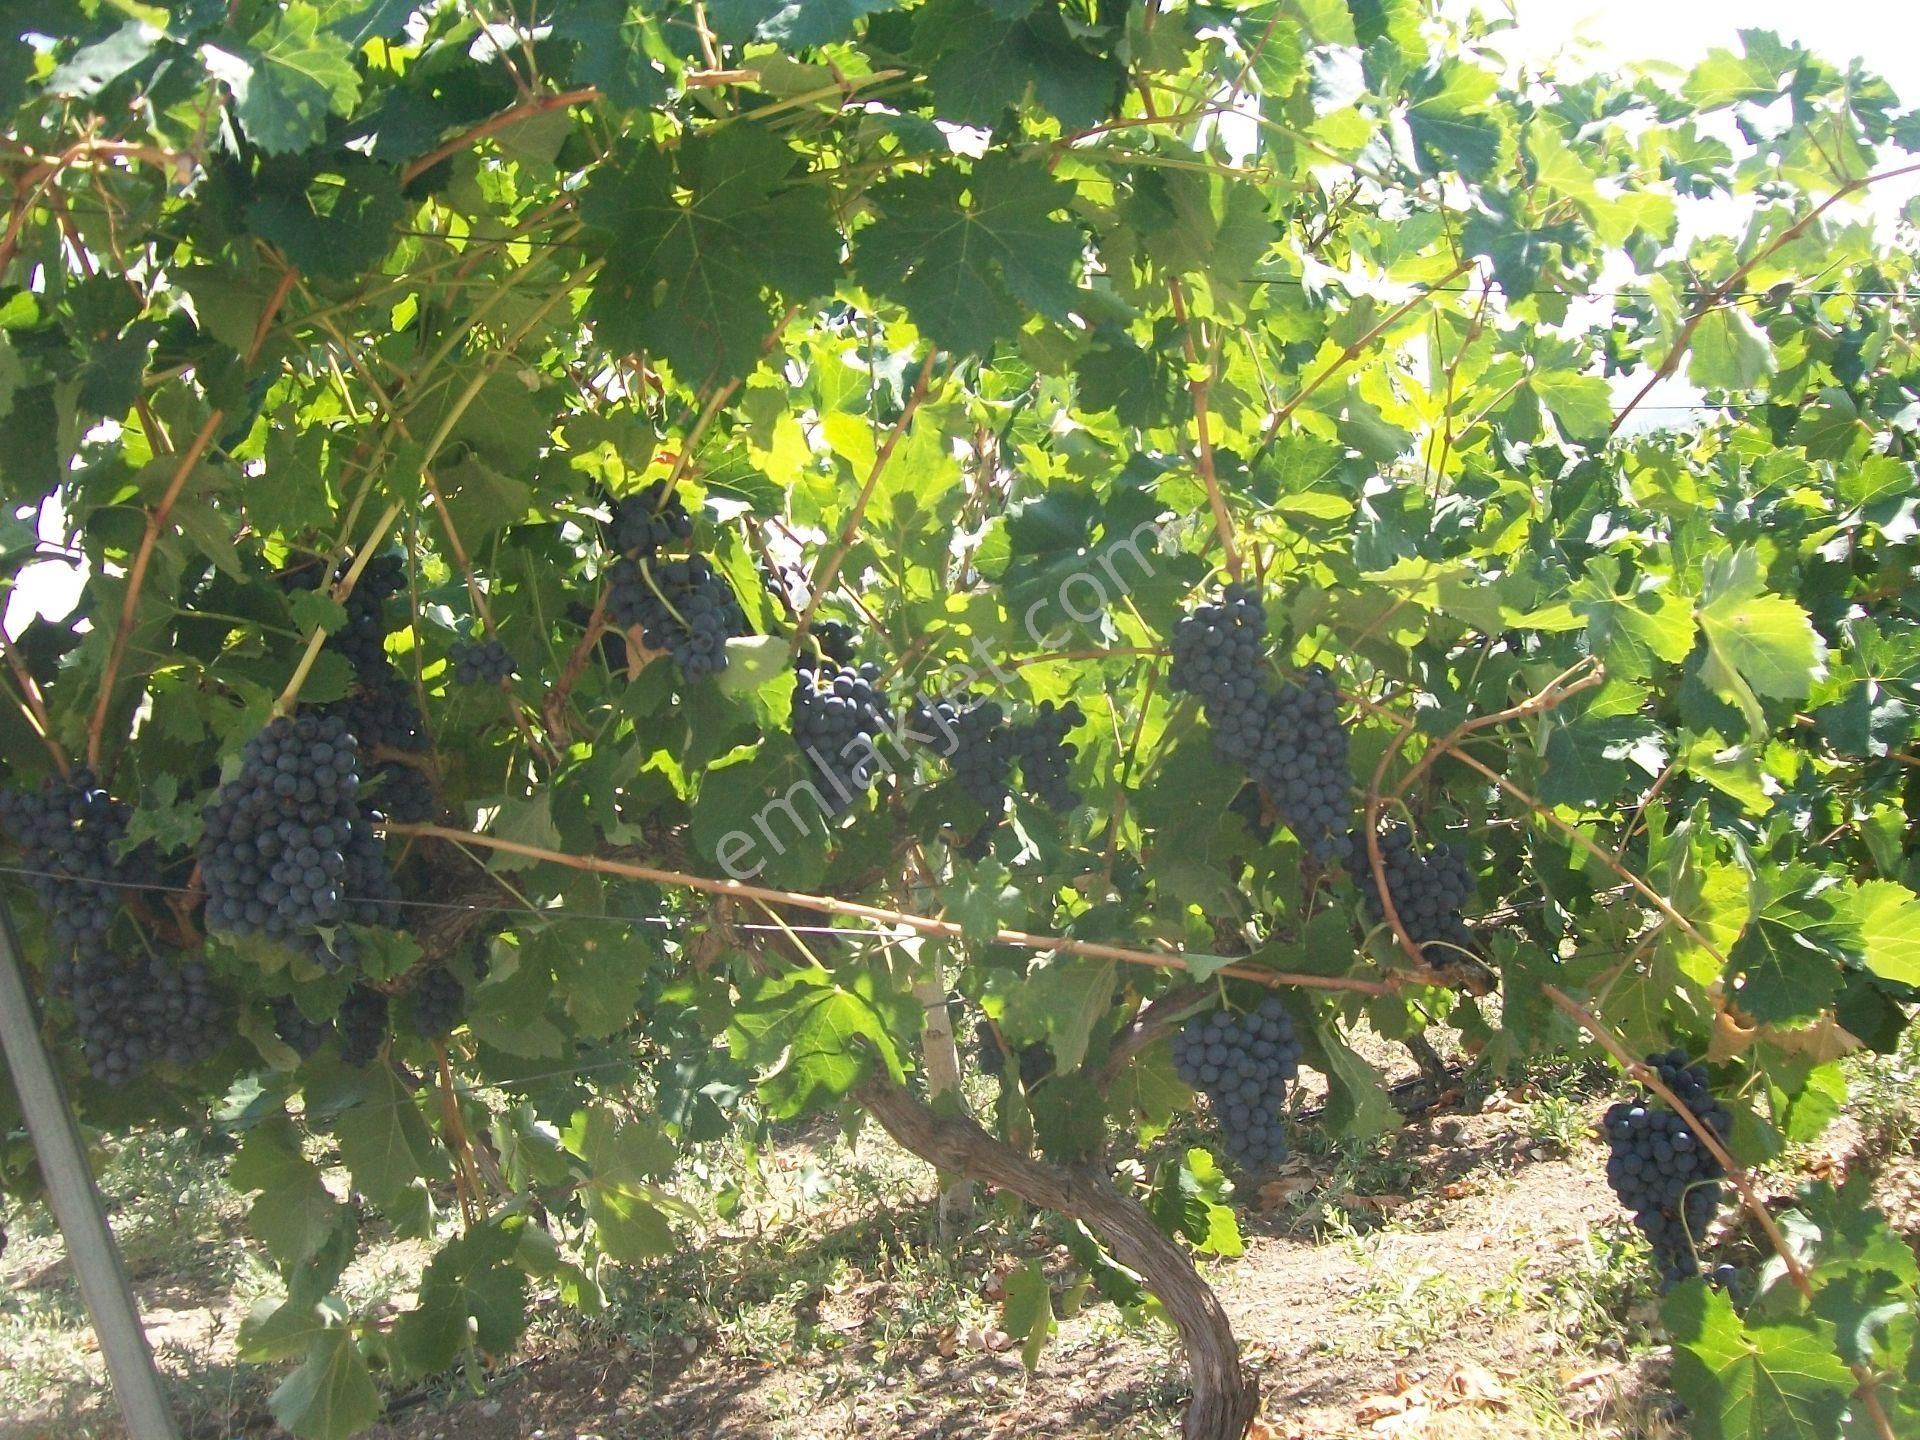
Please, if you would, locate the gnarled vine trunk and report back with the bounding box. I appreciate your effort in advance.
[855,1075,1258,1440]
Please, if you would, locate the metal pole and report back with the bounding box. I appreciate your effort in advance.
[0,899,182,1440]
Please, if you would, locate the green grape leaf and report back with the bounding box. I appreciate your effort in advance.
[1000,1259,1056,1371]
[999,955,1115,1075]
[332,1066,443,1217]
[1698,549,1827,733]
[1405,59,1511,178]
[245,164,406,283]
[268,1325,381,1440]
[1846,881,1920,986]
[915,0,1122,130]
[1688,307,1775,391]
[202,2,362,156]
[1663,1283,1855,1440]
[392,1223,529,1374]
[566,1107,685,1263]
[554,0,672,111]
[1573,558,1698,680]
[582,129,839,385]
[854,155,1083,355]
[728,967,906,1116]
[230,1118,347,1268]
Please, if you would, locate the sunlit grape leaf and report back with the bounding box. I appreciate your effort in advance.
[202,3,362,156]
[1663,1283,1854,1440]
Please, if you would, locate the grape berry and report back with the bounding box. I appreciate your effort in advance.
[449,638,517,686]
[1603,1050,1731,1287]
[1171,998,1304,1173]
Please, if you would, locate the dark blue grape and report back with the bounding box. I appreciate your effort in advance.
[1171,997,1304,1173]
[1602,1053,1731,1287]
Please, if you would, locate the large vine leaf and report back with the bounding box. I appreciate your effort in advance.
[201,3,361,156]
[581,129,839,384]
[853,156,1083,355]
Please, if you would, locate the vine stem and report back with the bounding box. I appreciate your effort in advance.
[1255,258,1474,460]
[793,352,941,655]
[87,264,299,768]
[273,502,406,717]
[0,632,69,775]
[1168,278,1241,581]
[383,821,1398,997]
[1541,985,1899,1440]
[400,89,599,185]
[1611,157,1920,435]
[434,1043,483,1229]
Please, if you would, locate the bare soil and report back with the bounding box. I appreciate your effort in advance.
[6,1081,1916,1440]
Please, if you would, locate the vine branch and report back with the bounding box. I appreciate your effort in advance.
[87,263,298,768]
[793,352,941,655]
[384,820,1399,998]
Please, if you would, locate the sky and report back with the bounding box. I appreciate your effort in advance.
[1450,0,1920,101]
[6,4,1917,639]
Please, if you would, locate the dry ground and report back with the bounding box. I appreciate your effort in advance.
[4,1042,1917,1440]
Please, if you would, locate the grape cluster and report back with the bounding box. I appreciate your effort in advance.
[1008,701,1083,812]
[973,1019,1053,1088]
[912,697,1011,810]
[1348,825,1478,968]
[291,551,438,823]
[1172,997,1304,1173]
[793,662,894,813]
[338,984,389,1066]
[329,673,436,824]
[199,714,401,972]
[286,553,407,676]
[1168,586,1351,860]
[0,769,138,989]
[69,953,224,1087]
[0,771,228,1085]
[1603,1052,1732,1287]
[449,638,517,686]
[810,620,858,667]
[607,556,747,681]
[272,995,334,1059]
[408,965,467,1040]
[609,483,694,559]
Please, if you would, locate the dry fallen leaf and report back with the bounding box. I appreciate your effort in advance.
[1257,1175,1316,1210]
[1441,1360,1510,1407]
